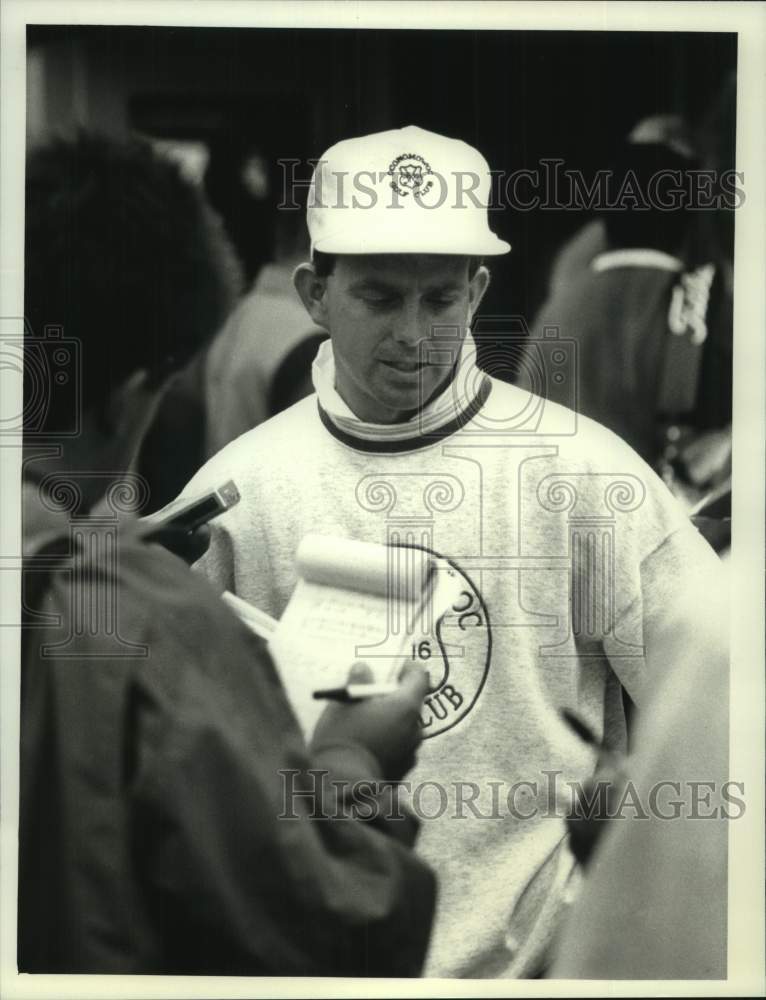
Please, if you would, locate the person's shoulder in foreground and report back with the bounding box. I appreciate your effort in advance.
[550,555,730,980]
[21,499,435,975]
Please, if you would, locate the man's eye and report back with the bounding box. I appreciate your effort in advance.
[427,298,457,309]
[363,295,395,308]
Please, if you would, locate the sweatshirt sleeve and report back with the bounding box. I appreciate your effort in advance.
[529,417,726,708]
[610,519,727,707]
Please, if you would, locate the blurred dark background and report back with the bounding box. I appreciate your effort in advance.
[26,25,737,324]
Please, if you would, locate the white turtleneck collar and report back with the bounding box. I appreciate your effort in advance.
[311,330,492,453]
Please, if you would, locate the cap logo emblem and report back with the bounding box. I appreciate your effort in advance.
[388,153,435,197]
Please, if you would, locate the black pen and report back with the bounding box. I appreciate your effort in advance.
[559,707,629,768]
[313,683,399,702]
[559,707,599,746]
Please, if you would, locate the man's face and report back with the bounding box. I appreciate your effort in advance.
[299,254,489,424]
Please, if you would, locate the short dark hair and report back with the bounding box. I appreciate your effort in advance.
[312,250,484,280]
[24,132,242,431]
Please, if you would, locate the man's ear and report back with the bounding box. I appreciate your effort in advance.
[467,265,491,322]
[293,263,329,328]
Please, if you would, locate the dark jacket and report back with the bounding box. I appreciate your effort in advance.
[18,498,434,975]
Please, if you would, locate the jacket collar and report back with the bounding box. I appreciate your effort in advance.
[591,248,684,273]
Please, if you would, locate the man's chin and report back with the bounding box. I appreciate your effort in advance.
[371,392,422,424]
[350,369,453,423]
[379,380,441,414]
[379,370,449,407]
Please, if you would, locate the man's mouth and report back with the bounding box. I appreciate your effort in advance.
[380,359,426,374]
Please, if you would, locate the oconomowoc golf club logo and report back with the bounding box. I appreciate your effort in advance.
[388,152,435,197]
[413,553,491,739]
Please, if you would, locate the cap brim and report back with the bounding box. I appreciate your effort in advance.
[312,233,511,256]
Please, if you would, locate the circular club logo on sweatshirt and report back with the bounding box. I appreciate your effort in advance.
[410,552,491,739]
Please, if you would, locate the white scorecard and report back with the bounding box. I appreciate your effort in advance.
[260,534,453,738]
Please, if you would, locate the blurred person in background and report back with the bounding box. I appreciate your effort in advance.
[521,113,733,522]
[203,134,275,285]
[139,146,327,509]
[19,133,435,975]
[202,196,328,458]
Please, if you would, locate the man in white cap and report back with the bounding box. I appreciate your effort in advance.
[182,125,726,978]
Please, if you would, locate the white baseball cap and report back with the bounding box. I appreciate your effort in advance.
[307,124,511,256]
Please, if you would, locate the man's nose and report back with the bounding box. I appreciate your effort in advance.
[392,303,427,348]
